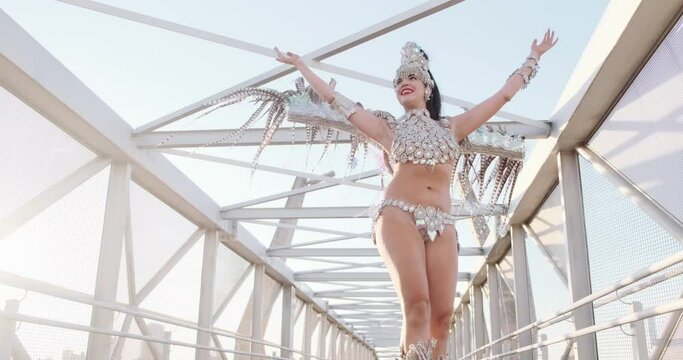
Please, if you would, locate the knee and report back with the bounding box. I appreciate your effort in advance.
[431,306,454,333]
[404,297,431,327]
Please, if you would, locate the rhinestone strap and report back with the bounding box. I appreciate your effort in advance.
[403,338,437,360]
[377,199,456,241]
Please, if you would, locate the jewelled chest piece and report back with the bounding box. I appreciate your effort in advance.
[391,109,459,170]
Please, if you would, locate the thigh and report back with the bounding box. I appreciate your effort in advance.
[375,207,429,303]
[425,225,459,316]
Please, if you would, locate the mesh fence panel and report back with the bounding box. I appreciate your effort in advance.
[525,234,574,360]
[579,155,683,359]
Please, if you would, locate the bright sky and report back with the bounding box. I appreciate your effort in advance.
[0,0,614,358]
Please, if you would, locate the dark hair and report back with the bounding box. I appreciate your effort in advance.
[420,50,441,120]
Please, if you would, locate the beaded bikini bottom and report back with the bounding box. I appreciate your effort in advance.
[372,198,458,243]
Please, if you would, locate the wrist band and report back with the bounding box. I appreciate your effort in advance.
[329,91,359,119]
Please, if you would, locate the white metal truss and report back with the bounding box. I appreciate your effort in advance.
[1,1,682,359]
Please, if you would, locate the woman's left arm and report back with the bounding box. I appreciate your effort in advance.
[449,29,558,142]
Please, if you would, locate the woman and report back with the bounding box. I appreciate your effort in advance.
[275,30,557,359]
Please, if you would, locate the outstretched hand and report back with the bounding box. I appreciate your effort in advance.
[274,47,302,67]
[530,29,558,59]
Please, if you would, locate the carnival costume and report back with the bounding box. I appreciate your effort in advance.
[161,41,539,360]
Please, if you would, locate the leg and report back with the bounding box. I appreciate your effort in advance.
[375,207,431,354]
[426,225,459,358]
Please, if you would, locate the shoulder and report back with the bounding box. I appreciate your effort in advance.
[371,110,398,128]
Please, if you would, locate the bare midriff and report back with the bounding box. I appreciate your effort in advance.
[383,161,455,214]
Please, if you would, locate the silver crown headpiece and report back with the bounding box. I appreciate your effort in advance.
[393,42,435,90]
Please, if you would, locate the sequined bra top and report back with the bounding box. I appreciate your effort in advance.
[382,109,459,166]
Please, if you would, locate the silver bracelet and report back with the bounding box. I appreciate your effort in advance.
[508,59,540,89]
[328,91,358,119]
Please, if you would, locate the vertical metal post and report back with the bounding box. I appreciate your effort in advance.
[281,284,295,359]
[250,264,265,359]
[630,302,648,360]
[511,225,534,360]
[303,303,315,359]
[455,313,463,359]
[487,264,502,356]
[473,286,486,357]
[318,315,328,359]
[557,151,598,360]
[0,300,19,360]
[196,230,217,360]
[339,331,346,359]
[539,334,548,360]
[86,162,130,360]
[462,302,472,356]
[330,326,339,360]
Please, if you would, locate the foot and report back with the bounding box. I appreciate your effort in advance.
[402,338,437,360]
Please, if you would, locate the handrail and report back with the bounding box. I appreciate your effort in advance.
[459,250,683,359]
[0,310,290,359]
[0,271,330,359]
[479,298,683,360]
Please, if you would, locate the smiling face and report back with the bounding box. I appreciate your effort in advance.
[395,73,428,110]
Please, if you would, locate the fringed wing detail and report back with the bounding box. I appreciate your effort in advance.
[162,76,525,211]
[456,125,526,211]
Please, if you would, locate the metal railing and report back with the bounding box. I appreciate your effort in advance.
[458,250,683,359]
[0,271,339,360]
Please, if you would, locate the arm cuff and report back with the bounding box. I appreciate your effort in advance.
[329,91,358,119]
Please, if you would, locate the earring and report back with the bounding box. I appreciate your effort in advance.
[424,88,432,101]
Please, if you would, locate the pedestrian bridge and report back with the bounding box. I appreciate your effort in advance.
[0,1,682,359]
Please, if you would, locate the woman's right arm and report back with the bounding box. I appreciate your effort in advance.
[275,47,393,151]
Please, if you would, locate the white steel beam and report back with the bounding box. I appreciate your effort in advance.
[508,0,683,225]
[461,303,472,356]
[135,120,549,150]
[120,0,469,133]
[523,224,568,286]
[242,219,371,239]
[0,300,18,359]
[330,304,400,310]
[511,225,534,360]
[557,151,598,359]
[0,157,110,240]
[314,291,398,298]
[136,229,205,302]
[295,272,470,282]
[250,264,265,359]
[268,247,484,257]
[223,170,380,211]
[472,286,486,352]
[280,284,295,359]
[86,161,130,360]
[0,11,367,345]
[164,149,382,191]
[196,230,217,360]
[318,315,329,359]
[455,313,463,359]
[212,265,253,324]
[487,264,502,356]
[224,205,501,220]
[303,303,316,360]
[576,146,683,240]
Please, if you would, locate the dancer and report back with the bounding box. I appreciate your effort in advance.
[273,30,557,359]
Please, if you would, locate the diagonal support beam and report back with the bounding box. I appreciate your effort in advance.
[222,170,379,211]
[163,149,382,191]
[135,228,205,303]
[120,0,469,133]
[0,156,110,240]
